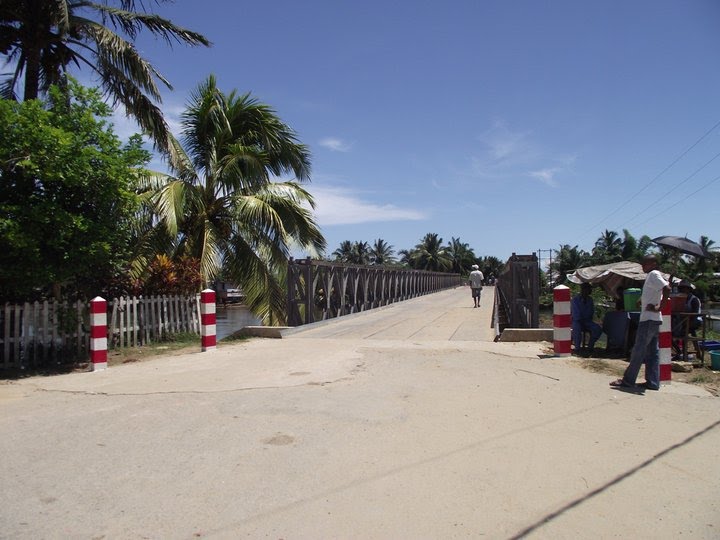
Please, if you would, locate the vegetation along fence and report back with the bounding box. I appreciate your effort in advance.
[287,258,464,327]
[1,295,200,370]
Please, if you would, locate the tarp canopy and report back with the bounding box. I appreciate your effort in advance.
[566,261,677,297]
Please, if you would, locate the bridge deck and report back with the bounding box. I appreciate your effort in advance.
[284,286,496,341]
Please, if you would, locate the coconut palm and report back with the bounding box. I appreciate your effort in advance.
[592,229,623,264]
[478,255,504,281]
[332,241,355,263]
[0,0,209,154]
[550,244,590,285]
[446,237,475,274]
[370,238,395,266]
[409,233,452,272]
[140,75,325,323]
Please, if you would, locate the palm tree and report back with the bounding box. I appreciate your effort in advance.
[446,237,476,274]
[0,0,209,154]
[592,229,623,264]
[140,75,325,323]
[332,241,355,263]
[370,238,395,266]
[478,255,504,281]
[550,244,590,285]
[692,235,717,277]
[409,233,452,272]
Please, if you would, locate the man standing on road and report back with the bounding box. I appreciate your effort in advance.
[469,264,485,308]
[610,255,670,391]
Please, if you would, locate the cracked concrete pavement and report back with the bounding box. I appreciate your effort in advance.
[1,286,719,539]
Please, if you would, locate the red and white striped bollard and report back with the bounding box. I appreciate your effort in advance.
[90,296,108,371]
[200,289,217,351]
[659,301,672,384]
[553,285,572,356]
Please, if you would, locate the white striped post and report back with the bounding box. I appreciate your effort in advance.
[659,301,672,384]
[200,289,217,352]
[553,285,572,356]
[89,297,108,371]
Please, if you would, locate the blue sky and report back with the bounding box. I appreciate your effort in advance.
[110,0,720,263]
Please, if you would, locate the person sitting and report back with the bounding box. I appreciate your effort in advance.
[672,280,702,356]
[571,282,603,355]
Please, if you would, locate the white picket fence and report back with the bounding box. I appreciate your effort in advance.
[1,295,201,370]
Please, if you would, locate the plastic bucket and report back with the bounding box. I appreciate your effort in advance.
[711,350,720,371]
[623,288,641,311]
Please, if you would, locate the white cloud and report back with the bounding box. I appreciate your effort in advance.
[469,120,577,187]
[311,186,426,225]
[529,168,561,188]
[319,137,352,152]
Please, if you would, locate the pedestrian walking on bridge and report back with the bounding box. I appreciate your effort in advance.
[469,264,484,308]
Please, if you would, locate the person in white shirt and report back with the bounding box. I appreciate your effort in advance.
[468,264,485,308]
[610,255,670,390]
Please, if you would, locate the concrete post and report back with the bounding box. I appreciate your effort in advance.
[553,285,571,356]
[659,301,672,384]
[200,289,217,351]
[89,297,108,371]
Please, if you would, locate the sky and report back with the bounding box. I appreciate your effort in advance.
[108,0,720,265]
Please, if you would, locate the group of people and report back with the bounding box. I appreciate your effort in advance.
[571,255,702,392]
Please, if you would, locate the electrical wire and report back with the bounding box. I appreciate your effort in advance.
[573,118,720,243]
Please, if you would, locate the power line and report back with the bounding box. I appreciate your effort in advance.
[632,171,720,229]
[622,148,720,229]
[574,118,720,243]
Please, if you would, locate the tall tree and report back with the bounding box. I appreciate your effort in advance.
[141,76,325,323]
[409,233,452,272]
[550,244,590,285]
[0,0,209,154]
[0,80,148,301]
[332,240,355,263]
[370,238,395,266]
[592,229,623,264]
[446,237,475,274]
[478,255,504,281]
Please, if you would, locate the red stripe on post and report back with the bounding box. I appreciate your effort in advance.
[201,313,216,325]
[201,335,216,348]
[660,363,672,381]
[90,299,107,313]
[201,290,216,304]
[554,340,572,354]
[659,332,672,349]
[90,325,106,339]
[553,287,571,302]
[553,314,572,327]
[91,349,108,364]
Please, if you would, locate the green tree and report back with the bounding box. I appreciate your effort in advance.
[0,80,149,301]
[409,233,452,271]
[332,241,355,263]
[370,238,395,266]
[550,244,590,285]
[142,75,324,324]
[478,255,504,281]
[592,229,623,264]
[0,0,209,155]
[446,237,476,274]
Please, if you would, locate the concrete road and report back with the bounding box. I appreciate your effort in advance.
[1,287,719,539]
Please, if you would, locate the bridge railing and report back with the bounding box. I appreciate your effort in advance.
[493,253,539,332]
[287,258,463,327]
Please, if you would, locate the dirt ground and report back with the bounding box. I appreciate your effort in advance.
[537,344,720,396]
[5,333,719,397]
